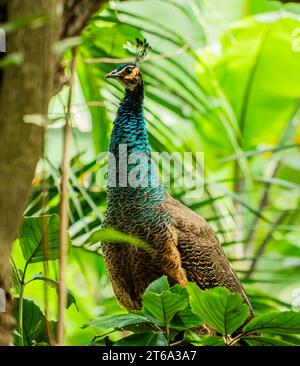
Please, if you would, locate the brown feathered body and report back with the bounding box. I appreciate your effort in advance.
[103,192,252,312]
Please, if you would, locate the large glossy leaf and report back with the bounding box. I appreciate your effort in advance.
[83,313,149,330]
[18,214,63,263]
[243,311,300,335]
[187,283,250,336]
[215,15,300,149]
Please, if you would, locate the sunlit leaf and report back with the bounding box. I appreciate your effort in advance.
[18,215,65,263]
[142,284,188,326]
[243,311,300,335]
[83,313,149,330]
[187,283,250,336]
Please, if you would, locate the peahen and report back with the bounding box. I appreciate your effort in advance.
[102,41,253,316]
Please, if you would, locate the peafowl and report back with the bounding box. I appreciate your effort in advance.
[102,41,253,316]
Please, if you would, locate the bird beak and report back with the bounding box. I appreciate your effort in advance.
[105,69,120,79]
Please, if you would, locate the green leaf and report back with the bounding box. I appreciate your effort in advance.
[187,283,250,336]
[12,267,23,293]
[90,227,150,251]
[121,322,155,334]
[277,334,300,345]
[170,307,202,330]
[83,313,149,330]
[0,52,24,68]
[243,336,296,346]
[145,275,169,294]
[197,335,225,346]
[184,331,225,346]
[114,332,168,346]
[12,329,22,339]
[184,329,202,344]
[243,311,300,335]
[52,37,81,55]
[66,289,79,311]
[142,290,188,326]
[27,275,78,310]
[19,214,64,263]
[2,14,50,33]
[14,298,56,346]
[170,283,189,301]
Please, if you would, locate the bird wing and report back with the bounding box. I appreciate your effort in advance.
[164,194,253,311]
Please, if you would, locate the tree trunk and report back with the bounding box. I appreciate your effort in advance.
[0,0,106,346]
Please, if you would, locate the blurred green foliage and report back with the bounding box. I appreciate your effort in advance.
[9,0,300,345]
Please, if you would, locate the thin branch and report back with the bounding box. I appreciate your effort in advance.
[91,330,116,343]
[11,257,21,284]
[244,161,281,254]
[17,283,25,346]
[57,48,77,346]
[41,150,55,346]
[61,0,107,38]
[53,0,108,95]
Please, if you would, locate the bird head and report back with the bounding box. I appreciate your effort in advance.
[105,39,151,92]
[105,63,143,92]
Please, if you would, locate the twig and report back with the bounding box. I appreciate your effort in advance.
[245,161,281,254]
[170,339,184,346]
[91,330,116,343]
[40,118,56,345]
[11,257,21,284]
[57,48,77,345]
[17,282,25,346]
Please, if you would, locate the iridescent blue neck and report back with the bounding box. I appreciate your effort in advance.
[109,83,149,157]
[107,83,165,203]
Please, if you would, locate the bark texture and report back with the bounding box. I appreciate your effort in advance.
[0,0,106,345]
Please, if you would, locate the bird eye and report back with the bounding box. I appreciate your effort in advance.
[125,67,133,74]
